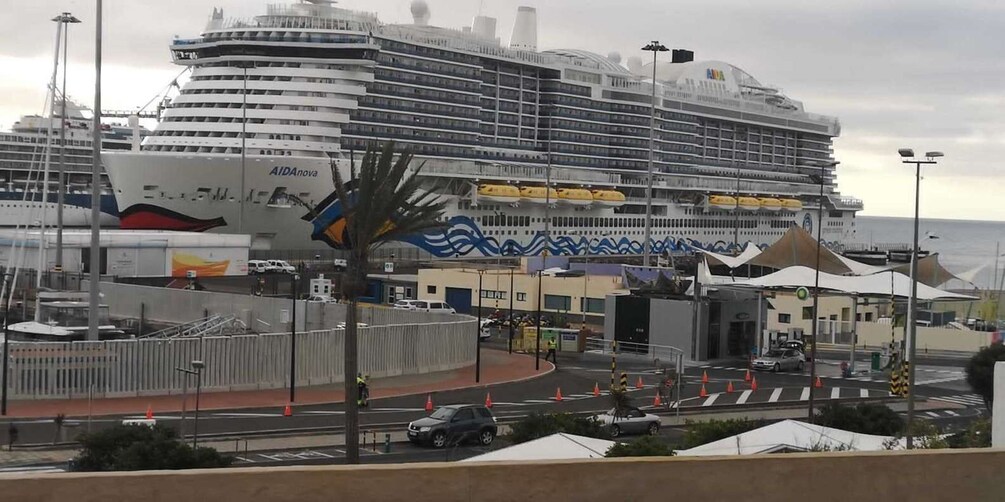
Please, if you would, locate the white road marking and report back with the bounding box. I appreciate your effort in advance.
[368,408,424,412]
[525,399,554,404]
[800,387,811,401]
[701,394,720,407]
[301,410,344,415]
[736,390,753,405]
[860,388,869,398]
[768,388,783,403]
[213,413,281,418]
[945,410,959,417]
[926,411,941,418]
[830,387,841,400]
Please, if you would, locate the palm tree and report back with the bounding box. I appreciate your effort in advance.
[315,142,445,464]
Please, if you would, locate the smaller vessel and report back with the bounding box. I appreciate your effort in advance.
[520,186,558,204]
[8,292,126,341]
[477,184,520,204]
[708,195,737,211]
[737,196,761,211]
[781,199,803,212]
[758,197,782,211]
[557,188,593,206]
[591,190,626,207]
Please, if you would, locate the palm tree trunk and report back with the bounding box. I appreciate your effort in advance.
[344,298,360,464]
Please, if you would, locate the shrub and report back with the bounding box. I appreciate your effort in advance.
[814,402,904,436]
[506,412,610,444]
[606,435,674,457]
[73,424,232,471]
[682,418,764,449]
[965,343,1005,410]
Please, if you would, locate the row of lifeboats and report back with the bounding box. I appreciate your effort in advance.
[707,195,803,212]
[477,184,626,207]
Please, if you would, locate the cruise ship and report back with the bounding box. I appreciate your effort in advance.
[104,0,863,257]
[0,98,150,228]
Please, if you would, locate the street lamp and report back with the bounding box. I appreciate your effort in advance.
[899,148,943,448]
[52,12,81,271]
[290,273,299,403]
[177,360,205,449]
[476,270,484,383]
[799,159,838,422]
[641,41,669,267]
[1,272,13,416]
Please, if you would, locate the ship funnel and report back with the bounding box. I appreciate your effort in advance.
[472,15,497,40]
[206,7,224,31]
[128,115,141,151]
[410,0,430,26]
[626,56,644,75]
[509,6,537,51]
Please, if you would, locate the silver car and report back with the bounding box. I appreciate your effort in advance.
[592,407,661,438]
[753,348,804,372]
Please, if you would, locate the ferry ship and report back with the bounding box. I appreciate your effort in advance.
[103,0,862,257]
[0,98,149,227]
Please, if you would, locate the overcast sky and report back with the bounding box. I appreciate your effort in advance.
[1,0,1002,221]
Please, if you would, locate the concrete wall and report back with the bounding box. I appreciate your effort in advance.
[853,322,990,352]
[994,361,1005,448]
[3,449,1005,501]
[94,281,461,332]
[767,293,882,333]
[649,298,696,356]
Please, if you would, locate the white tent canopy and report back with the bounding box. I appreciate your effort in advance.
[725,266,976,301]
[459,433,614,462]
[677,419,903,456]
[699,242,763,269]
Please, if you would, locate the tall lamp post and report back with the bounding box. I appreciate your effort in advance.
[177,360,204,449]
[641,41,669,267]
[800,159,839,422]
[899,148,942,448]
[53,12,81,271]
[476,270,483,383]
[290,273,299,403]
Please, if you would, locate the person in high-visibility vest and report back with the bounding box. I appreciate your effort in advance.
[545,337,558,367]
[356,373,369,408]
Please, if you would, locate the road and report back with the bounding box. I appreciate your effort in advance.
[3,343,984,447]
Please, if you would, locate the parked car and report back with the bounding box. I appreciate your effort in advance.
[335,322,368,329]
[392,299,423,310]
[307,295,334,303]
[266,260,297,274]
[247,260,269,274]
[753,348,804,372]
[423,301,456,314]
[591,407,661,438]
[778,340,807,361]
[407,404,497,448]
[479,319,493,341]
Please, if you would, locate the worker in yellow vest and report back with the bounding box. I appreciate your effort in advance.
[545,337,558,367]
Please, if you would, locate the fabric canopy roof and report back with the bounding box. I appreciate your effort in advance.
[746,226,853,275]
[700,242,763,269]
[460,433,614,462]
[889,253,962,288]
[677,419,903,456]
[726,266,976,301]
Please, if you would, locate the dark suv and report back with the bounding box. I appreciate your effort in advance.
[407,404,497,448]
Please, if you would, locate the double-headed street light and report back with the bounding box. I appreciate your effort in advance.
[899,148,943,449]
[641,41,669,268]
[799,159,839,422]
[176,360,205,449]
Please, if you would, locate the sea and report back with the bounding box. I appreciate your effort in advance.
[851,216,1005,290]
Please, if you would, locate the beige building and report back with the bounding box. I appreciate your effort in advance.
[416,265,625,327]
[766,292,885,336]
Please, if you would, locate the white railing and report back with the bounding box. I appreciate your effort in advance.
[816,320,856,345]
[8,319,476,400]
[585,337,686,368]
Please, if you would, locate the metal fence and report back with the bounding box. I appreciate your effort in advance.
[816,320,856,345]
[585,337,686,370]
[7,319,476,400]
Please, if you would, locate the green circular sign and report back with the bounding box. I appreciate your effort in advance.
[796,287,810,301]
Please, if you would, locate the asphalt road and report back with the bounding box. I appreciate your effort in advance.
[4,343,982,446]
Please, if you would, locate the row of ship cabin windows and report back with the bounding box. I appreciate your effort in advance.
[478,214,792,230]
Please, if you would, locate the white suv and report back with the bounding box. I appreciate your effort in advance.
[393,299,422,310]
[266,260,296,274]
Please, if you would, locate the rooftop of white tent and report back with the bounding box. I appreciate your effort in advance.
[714,266,976,301]
[677,419,904,456]
[459,433,615,462]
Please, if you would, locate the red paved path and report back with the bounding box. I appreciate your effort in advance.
[6,350,552,419]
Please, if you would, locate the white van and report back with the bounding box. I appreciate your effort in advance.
[267,260,297,274]
[248,260,269,274]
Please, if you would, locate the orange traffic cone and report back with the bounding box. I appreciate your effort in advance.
[699,384,708,398]
[283,404,292,417]
[702,370,709,384]
[744,369,752,382]
[145,405,153,420]
[554,387,563,402]
[425,394,434,412]
[635,376,644,390]
[726,381,735,393]
[815,376,823,389]
[653,393,662,407]
[485,392,493,409]
[751,377,758,391]
[593,382,601,397]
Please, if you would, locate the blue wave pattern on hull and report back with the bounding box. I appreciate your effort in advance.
[403,215,755,257]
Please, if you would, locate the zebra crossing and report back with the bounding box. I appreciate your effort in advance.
[929,394,985,407]
[678,386,889,409]
[699,364,964,386]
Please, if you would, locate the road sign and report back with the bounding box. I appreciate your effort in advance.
[384,262,394,273]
